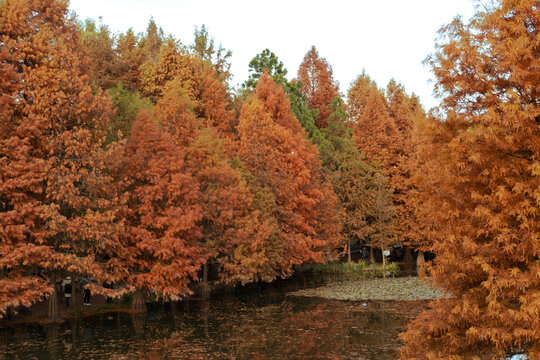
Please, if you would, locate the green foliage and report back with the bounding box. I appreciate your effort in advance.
[242,49,288,90]
[306,261,399,280]
[107,83,153,142]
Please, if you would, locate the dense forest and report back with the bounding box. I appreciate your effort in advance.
[0,0,538,358]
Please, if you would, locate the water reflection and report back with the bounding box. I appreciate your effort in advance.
[1,287,427,359]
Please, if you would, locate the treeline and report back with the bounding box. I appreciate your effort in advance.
[1,0,538,358]
[0,0,421,318]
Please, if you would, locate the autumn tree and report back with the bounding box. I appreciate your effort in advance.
[120,110,206,310]
[0,0,125,321]
[80,18,120,90]
[238,74,341,274]
[141,38,235,136]
[369,173,396,276]
[115,28,145,91]
[155,82,282,288]
[186,130,282,288]
[153,79,199,146]
[400,0,540,358]
[297,46,340,128]
[382,79,431,266]
[348,73,420,251]
[332,148,375,263]
[190,25,232,86]
[139,17,164,62]
[348,73,401,176]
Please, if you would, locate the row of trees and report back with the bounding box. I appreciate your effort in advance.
[2,0,536,357]
[0,0,418,321]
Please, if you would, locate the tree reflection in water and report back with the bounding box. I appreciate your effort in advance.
[1,293,427,359]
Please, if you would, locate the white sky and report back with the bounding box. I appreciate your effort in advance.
[69,0,477,110]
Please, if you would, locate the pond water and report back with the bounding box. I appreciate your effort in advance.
[0,279,428,359]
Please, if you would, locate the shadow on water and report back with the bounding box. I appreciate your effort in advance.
[1,276,428,359]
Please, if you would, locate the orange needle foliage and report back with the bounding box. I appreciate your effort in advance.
[400,0,540,358]
[140,39,235,136]
[120,110,206,300]
[186,129,282,284]
[238,74,341,275]
[297,46,341,128]
[0,0,125,318]
[348,74,424,247]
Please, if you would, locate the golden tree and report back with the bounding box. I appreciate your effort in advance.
[401,0,540,358]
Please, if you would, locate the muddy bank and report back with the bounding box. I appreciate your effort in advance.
[288,276,448,301]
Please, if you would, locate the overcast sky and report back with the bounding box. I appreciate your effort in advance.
[69,0,477,110]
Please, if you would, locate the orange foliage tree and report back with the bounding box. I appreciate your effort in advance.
[186,129,281,286]
[115,28,146,92]
[120,110,206,310]
[0,0,125,321]
[348,73,401,174]
[348,73,424,250]
[155,81,282,286]
[140,38,235,136]
[238,74,341,274]
[297,46,340,128]
[80,19,121,90]
[400,0,539,358]
[385,80,429,254]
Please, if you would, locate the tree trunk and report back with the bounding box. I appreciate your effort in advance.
[403,246,414,264]
[369,247,374,264]
[72,277,79,309]
[347,238,352,263]
[416,250,426,276]
[381,245,387,278]
[200,262,210,300]
[131,289,147,312]
[47,273,59,322]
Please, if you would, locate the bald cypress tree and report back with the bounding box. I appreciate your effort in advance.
[401,0,540,358]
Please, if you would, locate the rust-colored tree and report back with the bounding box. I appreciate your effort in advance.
[121,110,206,310]
[80,19,120,90]
[348,74,420,251]
[368,173,396,277]
[185,129,282,287]
[0,0,125,321]
[238,74,341,275]
[154,79,199,147]
[155,83,282,287]
[140,39,235,137]
[348,73,401,174]
[400,0,539,358]
[297,46,340,128]
[115,28,146,92]
[385,80,429,259]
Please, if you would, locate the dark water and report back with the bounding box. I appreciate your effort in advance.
[0,280,427,359]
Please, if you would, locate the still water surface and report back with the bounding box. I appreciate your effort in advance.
[1,280,427,359]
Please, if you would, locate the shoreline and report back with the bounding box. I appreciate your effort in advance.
[288,276,448,301]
